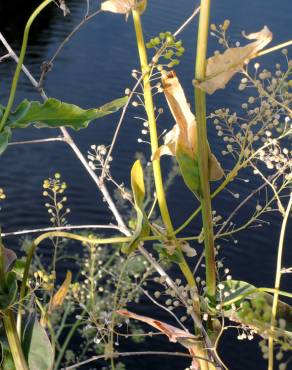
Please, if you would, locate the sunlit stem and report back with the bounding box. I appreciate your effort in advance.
[194,0,216,299]
[255,39,292,58]
[131,9,173,235]
[131,9,199,298]
[3,310,29,370]
[0,0,54,131]
[268,193,292,370]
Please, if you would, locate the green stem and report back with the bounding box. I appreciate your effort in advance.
[194,0,216,298]
[131,9,199,298]
[131,9,173,235]
[0,0,54,131]
[268,193,292,370]
[3,310,29,370]
[53,311,85,370]
[0,242,7,291]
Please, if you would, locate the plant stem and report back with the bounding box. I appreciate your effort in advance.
[131,9,173,236]
[194,0,216,299]
[54,311,85,370]
[131,8,200,300]
[3,310,29,370]
[0,242,7,291]
[0,0,54,131]
[268,193,292,370]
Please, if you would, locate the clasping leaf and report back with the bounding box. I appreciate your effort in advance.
[153,71,224,198]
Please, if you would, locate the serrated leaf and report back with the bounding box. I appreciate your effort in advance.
[194,26,273,94]
[153,71,224,198]
[122,160,149,254]
[51,270,72,311]
[0,96,127,156]
[218,280,292,343]
[5,97,127,130]
[22,314,54,370]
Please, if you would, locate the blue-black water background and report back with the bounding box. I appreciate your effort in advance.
[0,0,291,369]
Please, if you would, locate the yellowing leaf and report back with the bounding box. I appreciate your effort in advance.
[153,71,224,198]
[194,26,273,94]
[101,0,147,15]
[51,271,72,311]
[121,160,149,254]
[131,159,145,208]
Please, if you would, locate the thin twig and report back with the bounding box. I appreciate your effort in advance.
[0,52,11,62]
[173,5,200,37]
[142,288,188,331]
[8,137,65,146]
[61,351,205,370]
[38,7,102,87]
[1,224,121,237]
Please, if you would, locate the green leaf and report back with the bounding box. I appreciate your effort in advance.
[0,272,18,310]
[217,280,292,343]
[22,314,54,370]
[176,143,201,197]
[11,259,26,280]
[122,160,149,254]
[0,128,11,156]
[131,159,145,208]
[0,96,127,156]
[5,97,127,130]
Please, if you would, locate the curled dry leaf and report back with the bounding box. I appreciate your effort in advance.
[101,0,147,16]
[50,270,72,311]
[153,71,224,198]
[117,309,203,369]
[194,26,273,94]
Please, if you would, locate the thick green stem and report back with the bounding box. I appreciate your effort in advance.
[131,9,173,235]
[194,0,216,299]
[0,0,54,131]
[3,310,29,370]
[131,9,200,299]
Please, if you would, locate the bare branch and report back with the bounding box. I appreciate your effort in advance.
[1,224,121,238]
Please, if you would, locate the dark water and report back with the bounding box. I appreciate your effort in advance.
[0,0,291,369]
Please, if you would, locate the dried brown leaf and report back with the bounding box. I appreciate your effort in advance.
[101,0,135,14]
[117,309,198,344]
[101,0,147,15]
[153,71,223,196]
[194,26,273,94]
[51,270,72,311]
[117,309,202,369]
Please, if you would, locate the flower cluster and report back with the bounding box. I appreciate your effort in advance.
[146,32,185,69]
[43,173,70,226]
